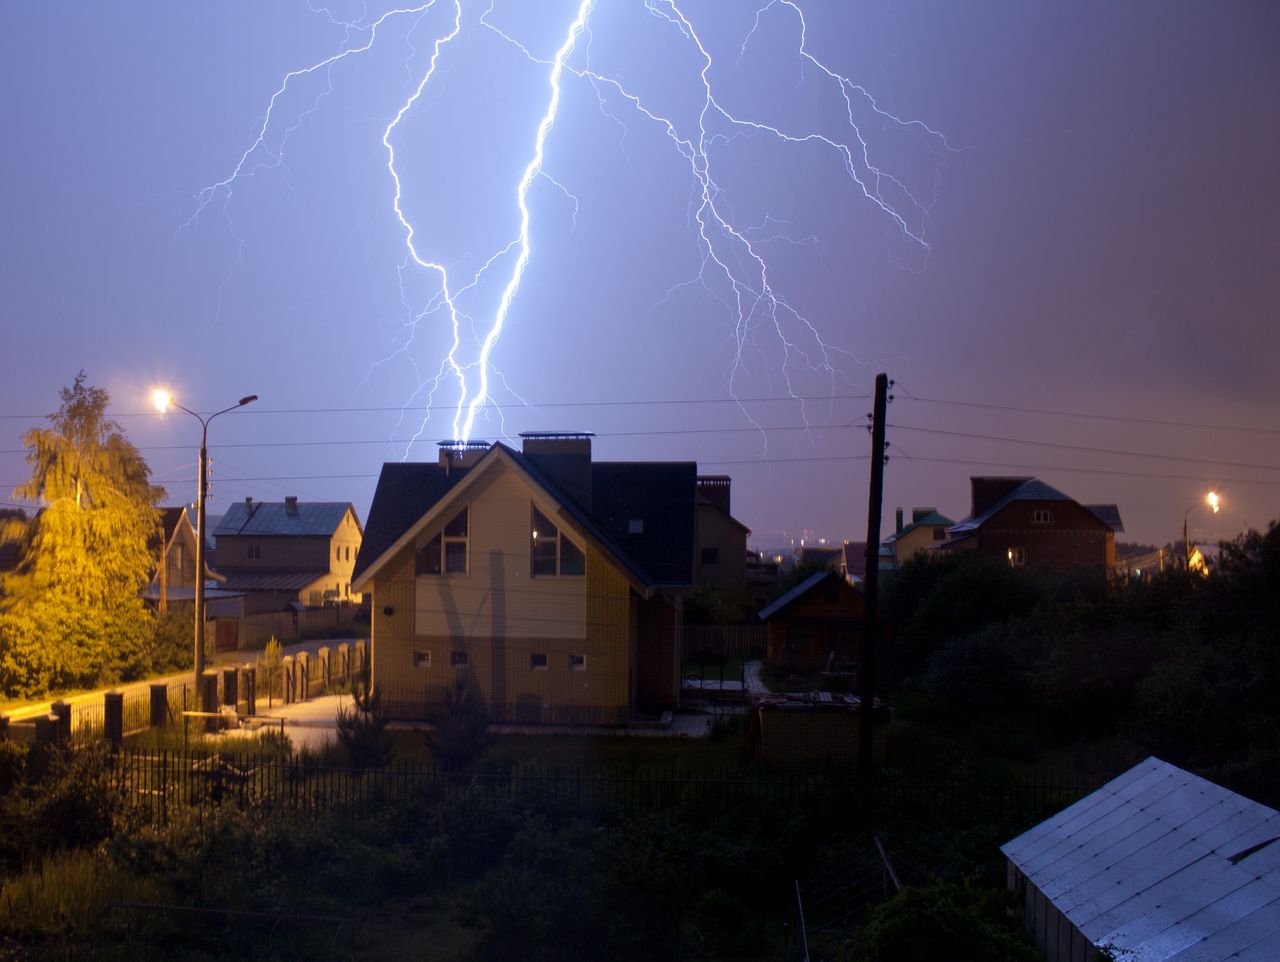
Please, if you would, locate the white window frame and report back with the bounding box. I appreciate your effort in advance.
[530,653,548,671]
[569,653,586,671]
[1032,509,1054,525]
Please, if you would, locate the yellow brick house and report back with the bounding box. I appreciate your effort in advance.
[352,434,695,725]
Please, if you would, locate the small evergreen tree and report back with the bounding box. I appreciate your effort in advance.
[335,660,392,768]
[257,635,283,708]
[424,671,492,772]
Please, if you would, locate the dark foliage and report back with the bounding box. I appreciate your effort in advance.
[335,661,393,769]
[424,671,493,773]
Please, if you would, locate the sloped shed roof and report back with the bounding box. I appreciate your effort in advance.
[1001,757,1280,961]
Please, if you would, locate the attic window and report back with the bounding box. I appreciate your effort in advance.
[628,519,644,535]
[531,505,586,577]
[932,527,946,540]
[1032,510,1054,525]
[415,508,468,576]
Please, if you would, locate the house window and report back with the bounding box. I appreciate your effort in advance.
[1007,546,1026,567]
[248,543,261,560]
[530,653,548,670]
[531,505,586,576]
[933,527,947,540]
[450,651,469,669]
[628,519,644,535]
[335,546,341,561]
[345,545,351,561]
[1032,510,1054,525]
[415,507,469,576]
[700,547,720,566]
[413,650,431,668]
[569,653,586,671]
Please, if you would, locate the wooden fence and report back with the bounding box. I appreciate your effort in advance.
[682,623,767,661]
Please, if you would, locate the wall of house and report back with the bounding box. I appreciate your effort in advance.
[636,592,680,711]
[160,524,198,591]
[217,534,331,572]
[890,523,948,563]
[976,501,1114,569]
[328,510,364,602]
[373,463,635,723]
[694,504,747,590]
[765,581,866,669]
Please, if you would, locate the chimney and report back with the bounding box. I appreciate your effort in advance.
[697,476,731,515]
[437,441,489,476]
[285,496,298,515]
[970,477,1031,518]
[895,507,903,534]
[244,496,253,514]
[520,432,593,509]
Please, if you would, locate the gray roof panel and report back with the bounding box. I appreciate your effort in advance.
[1003,758,1280,962]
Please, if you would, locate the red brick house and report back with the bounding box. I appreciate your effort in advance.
[942,477,1122,570]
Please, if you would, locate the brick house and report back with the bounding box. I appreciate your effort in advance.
[214,498,364,614]
[942,477,1122,570]
[351,434,698,724]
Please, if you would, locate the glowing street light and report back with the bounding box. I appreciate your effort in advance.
[1183,490,1221,571]
[154,389,258,708]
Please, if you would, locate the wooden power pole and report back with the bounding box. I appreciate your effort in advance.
[858,373,889,782]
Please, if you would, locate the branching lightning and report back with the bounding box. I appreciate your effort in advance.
[184,0,953,448]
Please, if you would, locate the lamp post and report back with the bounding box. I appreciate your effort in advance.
[1183,490,1221,571]
[153,390,258,704]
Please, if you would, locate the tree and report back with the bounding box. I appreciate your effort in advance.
[425,671,492,772]
[335,659,392,768]
[0,373,165,696]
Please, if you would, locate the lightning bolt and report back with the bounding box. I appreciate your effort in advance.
[184,0,953,447]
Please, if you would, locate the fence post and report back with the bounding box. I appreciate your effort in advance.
[103,690,124,748]
[51,701,72,742]
[201,671,219,733]
[281,655,295,705]
[296,652,310,702]
[0,715,8,741]
[242,664,257,717]
[34,713,60,746]
[337,643,350,685]
[355,640,367,675]
[149,683,169,728]
[318,646,331,692]
[222,667,238,707]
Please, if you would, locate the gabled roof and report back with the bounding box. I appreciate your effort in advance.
[1085,503,1125,533]
[758,569,867,621]
[1002,757,1280,961]
[352,443,696,592]
[214,501,357,539]
[950,478,1097,534]
[883,510,955,544]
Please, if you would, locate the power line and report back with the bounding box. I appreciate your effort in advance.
[889,423,1280,473]
[0,392,874,421]
[889,450,1280,488]
[895,390,1280,436]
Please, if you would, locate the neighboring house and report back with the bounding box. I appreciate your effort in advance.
[141,506,225,608]
[1002,757,1280,962]
[214,497,364,614]
[942,477,1122,570]
[758,569,875,672]
[352,433,698,724]
[881,507,955,565]
[793,544,842,570]
[838,540,894,582]
[693,475,750,591]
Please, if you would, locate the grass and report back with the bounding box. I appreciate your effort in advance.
[386,727,753,773]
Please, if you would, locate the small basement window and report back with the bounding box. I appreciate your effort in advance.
[628,519,644,535]
[450,651,469,669]
[1007,546,1026,567]
[413,650,431,668]
[569,653,586,671]
[530,653,548,670]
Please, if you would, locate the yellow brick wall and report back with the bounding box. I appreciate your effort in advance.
[372,531,634,724]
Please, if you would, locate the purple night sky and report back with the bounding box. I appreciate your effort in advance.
[2,0,1277,552]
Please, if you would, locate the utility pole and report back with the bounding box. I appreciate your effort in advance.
[858,373,890,782]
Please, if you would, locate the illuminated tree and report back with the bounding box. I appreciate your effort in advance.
[0,373,165,696]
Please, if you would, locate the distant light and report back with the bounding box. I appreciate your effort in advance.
[1207,491,1220,514]
[152,389,172,413]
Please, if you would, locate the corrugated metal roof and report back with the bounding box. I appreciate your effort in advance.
[214,501,354,538]
[219,571,323,592]
[1002,757,1280,961]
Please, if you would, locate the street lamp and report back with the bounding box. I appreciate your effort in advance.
[1183,490,1221,570]
[153,389,258,708]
